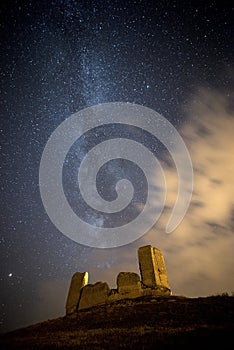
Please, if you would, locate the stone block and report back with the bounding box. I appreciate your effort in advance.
[65,272,88,315]
[117,272,141,295]
[78,282,110,310]
[138,245,170,290]
[138,245,159,288]
[153,247,170,290]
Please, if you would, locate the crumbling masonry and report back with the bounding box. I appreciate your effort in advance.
[66,245,171,314]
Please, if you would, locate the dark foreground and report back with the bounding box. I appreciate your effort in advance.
[1,295,233,349]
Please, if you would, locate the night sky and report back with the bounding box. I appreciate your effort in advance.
[1,0,234,333]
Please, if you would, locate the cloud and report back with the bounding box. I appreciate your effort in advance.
[144,88,234,296]
[40,88,233,323]
[31,95,234,328]
[86,88,234,297]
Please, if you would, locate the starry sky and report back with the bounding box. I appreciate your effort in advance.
[1,0,234,333]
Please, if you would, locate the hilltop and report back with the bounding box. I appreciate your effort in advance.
[1,295,233,349]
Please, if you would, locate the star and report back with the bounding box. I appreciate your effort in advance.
[0,0,233,334]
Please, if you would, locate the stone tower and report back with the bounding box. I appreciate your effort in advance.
[138,245,170,290]
[66,272,88,314]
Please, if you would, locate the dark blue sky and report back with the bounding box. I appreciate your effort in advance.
[0,0,233,332]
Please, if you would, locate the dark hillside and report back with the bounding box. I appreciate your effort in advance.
[1,295,233,349]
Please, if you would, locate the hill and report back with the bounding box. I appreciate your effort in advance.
[0,295,233,349]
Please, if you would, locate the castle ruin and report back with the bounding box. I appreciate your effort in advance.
[66,245,171,315]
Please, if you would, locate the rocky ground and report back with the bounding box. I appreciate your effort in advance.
[0,295,233,349]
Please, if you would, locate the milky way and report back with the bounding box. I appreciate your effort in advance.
[0,0,233,332]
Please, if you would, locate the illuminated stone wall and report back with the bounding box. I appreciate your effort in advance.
[65,271,88,314]
[65,245,171,314]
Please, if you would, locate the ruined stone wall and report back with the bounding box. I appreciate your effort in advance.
[153,247,170,290]
[138,245,160,288]
[138,245,170,290]
[117,272,141,297]
[66,272,88,314]
[79,282,110,310]
[65,245,171,314]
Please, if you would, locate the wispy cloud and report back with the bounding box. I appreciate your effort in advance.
[144,88,234,296]
[87,88,234,297]
[35,89,234,325]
